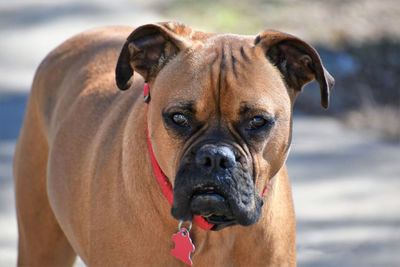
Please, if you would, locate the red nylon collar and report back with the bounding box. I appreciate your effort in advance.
[144,83,270,231]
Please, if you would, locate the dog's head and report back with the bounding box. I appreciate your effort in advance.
[115,22,334,230]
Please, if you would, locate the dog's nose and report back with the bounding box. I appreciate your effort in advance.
[195,145,236,172]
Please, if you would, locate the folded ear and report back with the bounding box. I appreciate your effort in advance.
[255,30,334,109]
[115,22,192,90]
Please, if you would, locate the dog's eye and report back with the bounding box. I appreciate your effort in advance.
[246,116,267,130]
[172,113,190,128]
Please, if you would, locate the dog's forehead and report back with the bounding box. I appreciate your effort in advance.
[154,32,289,119]
[196,34,254,60]
[191,34,287,116]
[202,33,254,47]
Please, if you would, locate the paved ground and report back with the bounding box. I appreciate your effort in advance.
[1,1,399,266]
[289,117,400,267]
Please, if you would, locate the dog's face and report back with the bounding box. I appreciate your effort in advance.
[116,22,334,230]
[150,39,294,229]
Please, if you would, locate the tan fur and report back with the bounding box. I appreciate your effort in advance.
[14,23,332,266]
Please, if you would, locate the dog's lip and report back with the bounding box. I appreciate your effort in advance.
[205,215,237,231]
[190,186,239,229]
[204,214,234,224]
[191,186,224,199]
[190,185,230,219]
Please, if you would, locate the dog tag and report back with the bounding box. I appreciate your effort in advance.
[171,225,195,265]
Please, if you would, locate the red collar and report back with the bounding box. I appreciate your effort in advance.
[144,83,270,231]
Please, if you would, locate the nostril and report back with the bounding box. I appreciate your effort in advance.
[195,145,236,172]
[217,147,236,170]
[203,156,212,168]
[218,156,233,169]
[196,153,214,169]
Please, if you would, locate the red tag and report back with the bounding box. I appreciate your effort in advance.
[171,228,195,265]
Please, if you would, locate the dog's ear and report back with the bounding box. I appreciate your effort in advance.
[115,22,192,90]
[255,30,334,109]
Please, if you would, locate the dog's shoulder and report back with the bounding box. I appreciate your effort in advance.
[37,27,133,73]
[31,26,137,136]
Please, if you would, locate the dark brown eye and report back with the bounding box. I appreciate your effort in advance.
[172,113,190,128]
[247,116,266,130]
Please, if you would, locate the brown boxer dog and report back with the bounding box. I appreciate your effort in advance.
[14,22,334,266]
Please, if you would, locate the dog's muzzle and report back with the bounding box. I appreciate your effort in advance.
[171,143,264,231]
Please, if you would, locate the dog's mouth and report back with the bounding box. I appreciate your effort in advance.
[189,186,237,230]
[171,145,263,231]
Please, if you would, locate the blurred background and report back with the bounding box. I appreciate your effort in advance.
[0,0,399,266]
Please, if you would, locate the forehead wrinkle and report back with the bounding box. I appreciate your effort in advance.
[194,37,256,122]
[183,47,220,121]
[217,44,227,119]
[219,40,254,88]
[218,43,256,120]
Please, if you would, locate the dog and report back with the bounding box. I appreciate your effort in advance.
[13,22,334,266]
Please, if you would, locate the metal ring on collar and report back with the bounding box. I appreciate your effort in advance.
[178,220,192,232]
